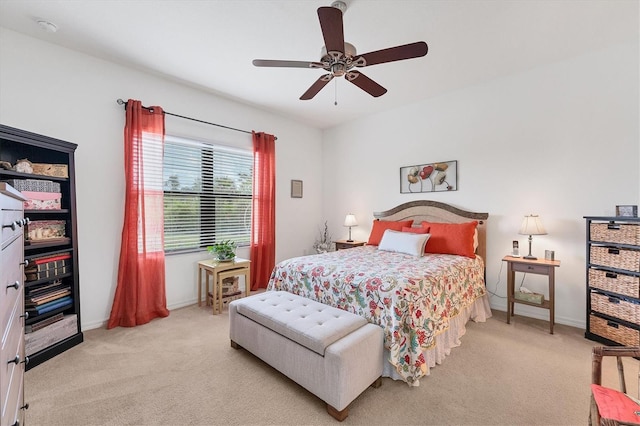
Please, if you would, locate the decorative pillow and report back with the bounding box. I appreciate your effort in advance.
[591,384,640,423]
[473,228,479,251]
[402,226,430,234]
[420,220,478,258]
[367,219,414,246]
[378,229,430,257]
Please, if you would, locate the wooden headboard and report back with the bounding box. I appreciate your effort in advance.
[373,200,489,262]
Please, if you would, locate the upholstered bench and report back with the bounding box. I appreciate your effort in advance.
[229,291,383,421]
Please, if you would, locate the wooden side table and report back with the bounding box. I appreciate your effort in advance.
[335,240,366,250]
[503,255,561,334]
[197,257,251,314]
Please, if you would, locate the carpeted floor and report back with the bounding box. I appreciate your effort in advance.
[23,304,631,425]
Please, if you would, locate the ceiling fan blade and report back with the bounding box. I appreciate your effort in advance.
[345,71,387,97]
[300,74,334,100]
[253,59,324,69]
[317,6,344,55]
[354,41,428,67]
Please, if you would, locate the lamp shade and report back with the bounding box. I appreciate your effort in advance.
[343,214,358,227]
[519,214,547,236]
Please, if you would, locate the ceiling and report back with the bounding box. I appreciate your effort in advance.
[0,0,637,129]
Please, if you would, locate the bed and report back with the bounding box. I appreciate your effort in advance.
[266,200,492,386]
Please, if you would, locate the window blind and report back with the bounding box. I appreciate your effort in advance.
[163,135,252,252]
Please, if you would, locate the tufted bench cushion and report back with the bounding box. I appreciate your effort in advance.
[229,291,383,421]
[234,290,367,356]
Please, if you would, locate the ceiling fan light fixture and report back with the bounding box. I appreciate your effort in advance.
[331,62,347,76]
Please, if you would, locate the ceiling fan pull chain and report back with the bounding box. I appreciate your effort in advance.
[334,78,338,106]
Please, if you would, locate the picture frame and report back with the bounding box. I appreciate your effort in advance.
[400,160,457,193]
[616,205,638,217]
[291,179,303,198]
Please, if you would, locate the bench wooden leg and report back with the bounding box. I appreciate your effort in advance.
[327,404,348,422]
[370,376,382,389]
[230,340,243,350]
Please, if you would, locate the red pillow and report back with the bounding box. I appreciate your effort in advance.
[367,220,414,246]
[421,221,478,258]
[591,384,640,423]
[402,226,430,234]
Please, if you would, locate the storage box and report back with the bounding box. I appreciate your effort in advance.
[1,179,60,193]
[591,222,640,246]
[31,163,68,178]
[589,268,640,299]
[591,291,640,324]
[515,290,544,304]
[22,191,62,210]
[590,314,640,346]
[27,220,66,241]
[590,246,640,273]
[25,253,71,281]
[222,276,239,295]
[25,314,77,356]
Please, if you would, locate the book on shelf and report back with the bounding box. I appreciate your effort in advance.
[25,289,71,306]
[26,281,68,298]
[26,296,72,315]
[25,312,64,334]
[26,282,70,299]
[32,253,71,265]
[26,278,64,291]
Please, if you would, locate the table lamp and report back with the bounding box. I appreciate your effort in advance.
[519,214,547,260]
[343,214,358,242]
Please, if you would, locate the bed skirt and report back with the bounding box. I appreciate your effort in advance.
[382,293,492,386]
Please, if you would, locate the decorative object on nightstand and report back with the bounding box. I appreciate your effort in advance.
[519,214,547,260]
[343,214,358,242]
[335,240,366,250]
[313,221,333,253]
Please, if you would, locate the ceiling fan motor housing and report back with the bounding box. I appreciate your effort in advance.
[321,42,357,76]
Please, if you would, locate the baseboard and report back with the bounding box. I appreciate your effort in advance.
[84,298,200,331]
[489,302,585,329]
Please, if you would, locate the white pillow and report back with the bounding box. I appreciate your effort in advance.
[378,229,430,257]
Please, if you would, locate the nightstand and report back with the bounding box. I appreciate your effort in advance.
[503,255,561,334]
[335,240,366,250]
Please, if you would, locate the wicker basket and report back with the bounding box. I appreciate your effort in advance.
[589,268,640,299]
[590,246,640,273]
[590,314,640,346]
[591,222,640,246]
[590,292,640,324]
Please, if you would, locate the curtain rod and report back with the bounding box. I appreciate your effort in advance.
[116,98,276,139]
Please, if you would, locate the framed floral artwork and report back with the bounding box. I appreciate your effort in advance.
[400,160,457,193]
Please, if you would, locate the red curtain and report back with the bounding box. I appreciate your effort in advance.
[250,131,276,290]
[108,99,170,329]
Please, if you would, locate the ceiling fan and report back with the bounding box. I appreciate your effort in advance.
[252,1,428,100]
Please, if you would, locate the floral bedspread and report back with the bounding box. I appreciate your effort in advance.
[266,246,486,386]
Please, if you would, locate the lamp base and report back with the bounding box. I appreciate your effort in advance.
[523,255,537,260]
[346,239,354,242]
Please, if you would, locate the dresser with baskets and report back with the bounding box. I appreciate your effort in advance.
[585,216,640,346]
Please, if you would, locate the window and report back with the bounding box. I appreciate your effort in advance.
[163,135,252,252]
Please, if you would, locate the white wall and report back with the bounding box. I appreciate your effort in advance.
[0,28,324,330]
[322,42,639,328]
[1,27,638,331]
